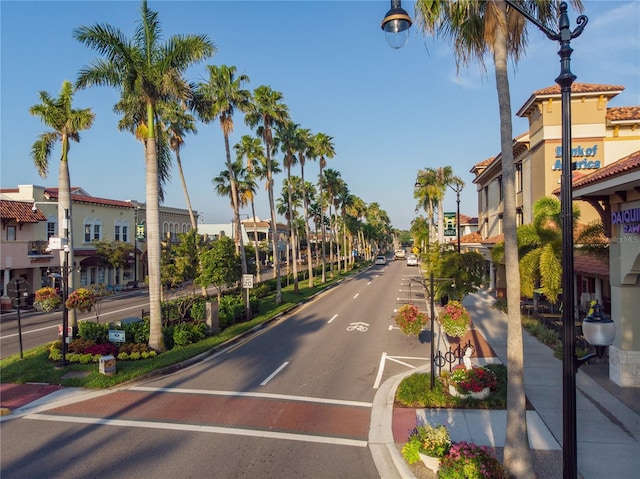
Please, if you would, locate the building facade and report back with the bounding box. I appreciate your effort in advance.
[471,83,640,386]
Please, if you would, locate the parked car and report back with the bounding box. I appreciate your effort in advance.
[406,255,418,266]
[375,255,387,265]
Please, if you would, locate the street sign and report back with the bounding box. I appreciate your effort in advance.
[242,274,254,289]
[109,330,126,343]
[8,278,30,306]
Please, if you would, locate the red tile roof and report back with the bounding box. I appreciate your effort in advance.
[607,106,640,122]
[574,254,609,278]
[0,200,47,223]
[44,188,134,209]
[532,83,625,96]
[461,231,483,243]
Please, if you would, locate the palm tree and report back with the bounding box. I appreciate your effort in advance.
[414,168,439,245]
[294,127,315,286]
[414,1,576,475]
[276,121,301,293]
[195,64,252,319]
[235,135,267,282]
[244,85,290,303]
[434,166,455,243]
[161,102,198,230]
[74,0,214,351]
[310,132,335,283]
[29,80,95,330]
[322,168,342,277]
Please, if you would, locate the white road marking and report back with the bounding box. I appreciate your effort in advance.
[353,293,359,299]
[129,387,372,408]
[328,314,338,324]
[260,361,289,385]
[373,352,387,389]
[27,414,368,448]
[366,281,372,286]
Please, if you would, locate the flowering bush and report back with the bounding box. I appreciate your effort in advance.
[401,424,451,464]
[439,300,471,337]
[449,365,497,394]
[395,303,428,336]
[33,287,61,312]
[439,441,508,479]
[65,288,95,312]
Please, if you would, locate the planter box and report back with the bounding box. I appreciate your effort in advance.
[448,384,490,400]
[419,453,441,473]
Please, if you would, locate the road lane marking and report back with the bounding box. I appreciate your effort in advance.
[27,414,368,447]
[373,352,386,389]
[327,314,338,324]
[260,361,289,385]
[353,293,359,299]
[128,387,372,408]
[366,281,372,286]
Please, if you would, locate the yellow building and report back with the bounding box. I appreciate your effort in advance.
[472,83,640,386]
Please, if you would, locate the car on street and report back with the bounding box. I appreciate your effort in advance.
[406,255,418,266]
[375,255,387,265]
[394,249,406,260]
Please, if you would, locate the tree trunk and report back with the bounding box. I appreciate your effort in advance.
[300,163,314,287]
[58,134,76,329]
[494,3,533,477]
[145,127,166,352]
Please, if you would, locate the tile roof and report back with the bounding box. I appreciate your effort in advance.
[532,83,625,96]
[0,200,47,223]
[574,254,609,278]
[461,231,483,243]
[482,233,504,245]
[572,150,640,189]
[607,106,640,122]
[44,188,134,209]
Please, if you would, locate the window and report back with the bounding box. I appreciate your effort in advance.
[498,176,503,201]
[85,224,92,242]
[516,208,524,227]
[498,214,504,234]
[115,225,121,241]
[515,164,523,193]
[6,226,16,241]
[122,225,128,242]
[93,224,101,241]
[47,220,56,239]
[483,187,489,211]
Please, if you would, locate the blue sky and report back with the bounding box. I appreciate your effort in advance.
[1,0,639,230]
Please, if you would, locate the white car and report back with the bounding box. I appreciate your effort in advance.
[406,255,419,266]
[375,255,387,265]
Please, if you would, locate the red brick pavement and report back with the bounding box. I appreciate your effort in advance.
[0,383,62,410]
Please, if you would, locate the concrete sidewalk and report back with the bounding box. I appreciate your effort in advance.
[372,290,640,479]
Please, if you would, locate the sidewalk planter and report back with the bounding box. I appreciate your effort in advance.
[418,452,441,473]
[448,384,490,400]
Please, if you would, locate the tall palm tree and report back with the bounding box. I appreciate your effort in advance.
[235,135,267,282]
[310,132,335,282]
[322,168,342,277]
[415,1,575,475]
[414,168,439,245]
[294,127,315,286]
[244,85,290,303]
[195,64,252,319]
[434,166,455,243]
[29,80,95,329]
[74,0,214,351]
[276,120,301,292]
[161,101,198,230]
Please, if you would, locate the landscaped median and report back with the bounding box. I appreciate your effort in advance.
[0,267,361,389]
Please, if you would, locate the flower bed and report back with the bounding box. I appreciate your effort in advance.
[447,364,497,397]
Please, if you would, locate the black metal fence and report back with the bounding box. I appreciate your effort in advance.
[434,339,474,375]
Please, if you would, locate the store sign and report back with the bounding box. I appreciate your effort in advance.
[552,144,601,171]
[612,207,640,233]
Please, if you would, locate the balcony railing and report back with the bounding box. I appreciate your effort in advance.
[27,240,52,257]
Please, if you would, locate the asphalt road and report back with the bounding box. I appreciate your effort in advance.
[1,260,432,478]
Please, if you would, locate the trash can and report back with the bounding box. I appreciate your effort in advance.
[99,355,116,376]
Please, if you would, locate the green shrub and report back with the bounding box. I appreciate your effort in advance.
[218,295,243,327]
[173,321,207,347]
[78,321,109,342]
[189,300,206,320]
[123,319,150,344]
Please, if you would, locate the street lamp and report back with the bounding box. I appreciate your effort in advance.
[447,180,464,253]
[380,0,412,49]
[32,201,70,367]
[424,272,453,390]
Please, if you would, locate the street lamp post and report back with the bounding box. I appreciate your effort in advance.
[380,0,412,49]
[447,181,464,253]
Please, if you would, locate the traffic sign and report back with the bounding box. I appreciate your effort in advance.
[242,274,254,289]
